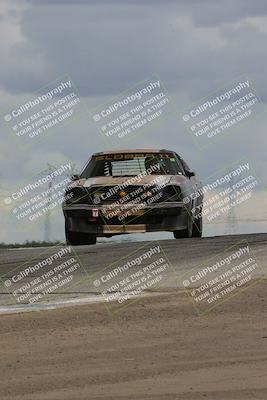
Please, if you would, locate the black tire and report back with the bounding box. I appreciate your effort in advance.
[173,212,193,239]
[65,222,96,245]
[192,213,202,237]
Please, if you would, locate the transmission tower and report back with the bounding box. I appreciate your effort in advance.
[225,172,238,235]
[44,163,55,242]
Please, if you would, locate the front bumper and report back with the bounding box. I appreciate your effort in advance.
[63,202,189,236]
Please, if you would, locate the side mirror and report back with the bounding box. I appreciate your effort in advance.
[71,174,80,181]
[185,170,195,178]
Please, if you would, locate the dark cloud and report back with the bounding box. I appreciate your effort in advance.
[0,0,266,100]
[26,0,267,27]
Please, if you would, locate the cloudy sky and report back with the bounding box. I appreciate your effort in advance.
[0,0,267,243]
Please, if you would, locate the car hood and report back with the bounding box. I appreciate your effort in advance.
[78,175,187,187]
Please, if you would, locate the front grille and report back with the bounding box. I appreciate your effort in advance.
[65,184,182,205]
[90,185,145,203]
[88,184,182,204]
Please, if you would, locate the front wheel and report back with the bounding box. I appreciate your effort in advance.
[192,213,202,237]
[173,212,193,239]
[65,222,96,246]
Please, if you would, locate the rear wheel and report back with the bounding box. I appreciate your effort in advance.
[65,222,96,245]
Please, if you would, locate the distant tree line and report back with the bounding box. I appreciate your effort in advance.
[0,240,62,248]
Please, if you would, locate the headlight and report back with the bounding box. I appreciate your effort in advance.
[163,185,182,201]
[64,187,86,204]
[92,192,102,204]
[144,190,153,198]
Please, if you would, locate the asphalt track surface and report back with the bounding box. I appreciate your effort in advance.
[0,233,266,311]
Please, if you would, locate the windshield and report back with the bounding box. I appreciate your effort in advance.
[81,153,184,178]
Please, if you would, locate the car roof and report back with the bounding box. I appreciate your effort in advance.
[92,149,175,156]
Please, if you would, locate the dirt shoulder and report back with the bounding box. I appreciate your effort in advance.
[0,282,266,400]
